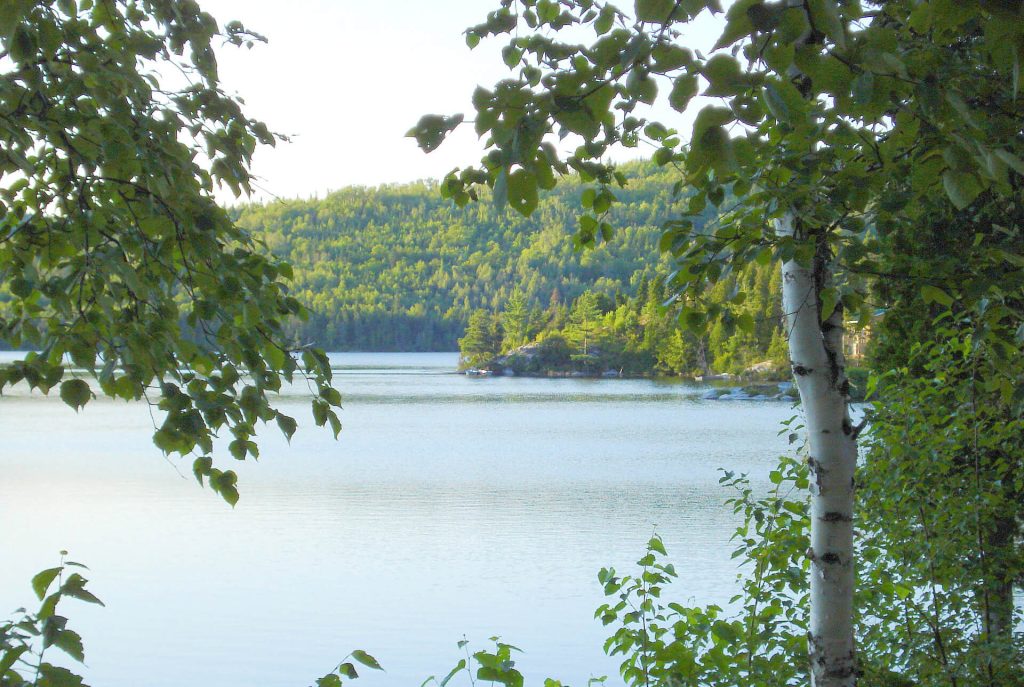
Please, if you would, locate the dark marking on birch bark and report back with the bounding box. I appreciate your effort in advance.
[823,345,842,387]
[807,456,826,494]
[842,418,854,435]
[825,664,857,679]
[839,378,850,397]
[820,552,841,565]
[793,364,813,376]
[821,511,852,523]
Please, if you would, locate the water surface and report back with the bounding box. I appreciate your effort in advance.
[0,352,794,686]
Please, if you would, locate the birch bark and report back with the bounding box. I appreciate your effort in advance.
[777,212,858,686]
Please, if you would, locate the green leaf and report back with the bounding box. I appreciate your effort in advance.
[711,620,738,643]
[0,646,28,676]
[192,456,213,484]
[60,574,104,606]
[920,285,954,307]
[406,114,465,153]
[36,664,86,687]
[819,287,839,322]
[440,659,467,687]
[808,0,845,49]
[59,379,92,411]
[652,44,692,71]
[595,6,615,34]
[507,168,539,216]
[747,1,783,31]
[32,568,63,601]
[703,54,743,96]
[626,71,658,104]
[714,0,757,50]
[941,170,982,210]
[635,0,676,22]
[228,439,249,461]
[994,149,1024,176]
[761,81,790,122]
[327,409,342,439]
[492,168,509,210]
[53,629,85,663]
[691,106,735,142]
[851,71,873,104]
[138,215,174,238]
[554,105,601,139]
[39,593,60,620]
[648,536,667,555]
[351,650,383,671]
[338,663,358,679]
[9,24,37,63]
[668,74,699,112]
[312,399,329,427]
[501,45,522,68]
[210,470,240,507]
[276,413,297,442]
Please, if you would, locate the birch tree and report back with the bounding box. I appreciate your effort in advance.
[411,0,1024,683]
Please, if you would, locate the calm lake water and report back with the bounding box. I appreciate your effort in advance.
[0,352,795,686]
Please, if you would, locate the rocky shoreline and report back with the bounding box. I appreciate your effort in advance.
[462,367,800,401]
[700,382,798,402]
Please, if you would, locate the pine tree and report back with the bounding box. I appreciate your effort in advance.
[501,288,531,352]
[457,310,499,368]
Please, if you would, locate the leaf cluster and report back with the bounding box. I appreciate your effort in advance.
[0,554,102,687]
[0,0,341,504]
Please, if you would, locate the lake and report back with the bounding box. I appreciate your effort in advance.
[0,352,795,686]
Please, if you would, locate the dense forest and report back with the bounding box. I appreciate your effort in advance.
[233,161,699,352]
[234,162,789,375]
[457,262,788,377]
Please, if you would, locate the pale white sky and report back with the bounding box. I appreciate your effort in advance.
[199,0,723,202]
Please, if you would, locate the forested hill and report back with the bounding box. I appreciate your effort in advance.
[233,161,700,351]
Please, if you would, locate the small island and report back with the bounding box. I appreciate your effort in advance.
[457,273,790,380]
[457,279,869,401]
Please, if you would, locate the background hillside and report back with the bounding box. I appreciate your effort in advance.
[234,161,692,351]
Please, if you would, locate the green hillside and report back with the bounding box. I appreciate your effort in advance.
[233,161,691,351]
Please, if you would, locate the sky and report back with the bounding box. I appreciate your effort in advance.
[198,0,722,203]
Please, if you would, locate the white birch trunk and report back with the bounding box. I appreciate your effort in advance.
[777,212,858,686]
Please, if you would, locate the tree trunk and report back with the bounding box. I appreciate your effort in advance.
[777,213,858,686]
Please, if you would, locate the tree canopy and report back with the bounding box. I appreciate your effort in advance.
[0,0,341,504]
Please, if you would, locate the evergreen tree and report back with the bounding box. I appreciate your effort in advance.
[500,288,531,352]
[565,291,602,357]
[457,310,500,368]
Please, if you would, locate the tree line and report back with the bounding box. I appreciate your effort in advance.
[229,161,714,351]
